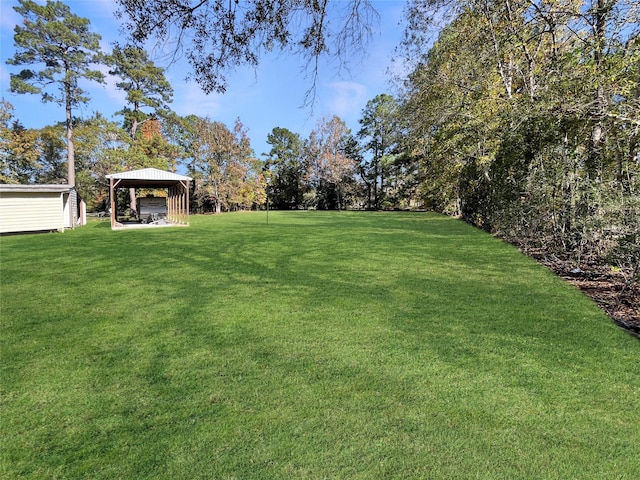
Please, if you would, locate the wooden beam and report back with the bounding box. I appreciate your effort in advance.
[110,178,115,228]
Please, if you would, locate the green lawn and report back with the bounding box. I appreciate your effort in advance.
[1,211,638,479]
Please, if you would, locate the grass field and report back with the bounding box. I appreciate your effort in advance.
[1,211,638,479]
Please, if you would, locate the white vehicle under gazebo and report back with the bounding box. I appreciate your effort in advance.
[105,168,192,230]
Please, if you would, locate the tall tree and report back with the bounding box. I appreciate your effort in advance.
[108,44,174,139]
[131,117,181,171]
[6,0,104,225]
[187,117,260,213]
[265,127,307,209]
[0,100,13,146]
[72,114,132,211]
[306,116,356,210]
[0,101,41,184]
[108,44,174,213]
[37,124,71,184]
[3,122,69,185]
[400,0,640,286]
[115,0,378,104]
[358,94,400,209]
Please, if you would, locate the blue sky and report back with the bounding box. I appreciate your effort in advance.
[1,0,408,160]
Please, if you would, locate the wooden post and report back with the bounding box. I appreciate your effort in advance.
[110,178,115,229]
[185,180,190,225]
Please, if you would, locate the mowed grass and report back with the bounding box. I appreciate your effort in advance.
[1,211,638,479]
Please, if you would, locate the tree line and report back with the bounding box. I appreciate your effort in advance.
[2,0,638,283]
[1,1,411,215]
[397,0,639,284]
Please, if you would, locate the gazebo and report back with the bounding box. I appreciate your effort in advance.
[105,168,192,230]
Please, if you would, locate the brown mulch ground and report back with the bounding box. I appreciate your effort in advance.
[520,248,640,338]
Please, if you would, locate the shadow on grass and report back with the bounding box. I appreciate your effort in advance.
[2,211,638,479]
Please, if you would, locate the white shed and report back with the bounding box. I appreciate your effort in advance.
[0,184,85,234]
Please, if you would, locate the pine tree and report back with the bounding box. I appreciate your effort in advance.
[7,0,104,225]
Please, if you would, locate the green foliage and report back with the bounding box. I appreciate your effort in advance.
[265,127,307,209]
[115,0,378,102]
[0,110,135,209]
[400,0,640,284]
[0,103,41,183]
[72,115,133,209]
[0,117,66,185]
[35,124,67,183]
[264,119,362,211]
[107,44,173,136]
[1,212,638,478]
[306,116,357,210]
[186,116,262,213]
[358,94,405,209]
[7,0,104,107]
[6,0,105,201]
[578,178,640,284]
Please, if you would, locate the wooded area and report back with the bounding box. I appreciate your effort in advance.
[2,0,638,327]
[397,0,639,329]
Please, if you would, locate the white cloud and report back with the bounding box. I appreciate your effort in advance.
[96,65,127,105]
[172,81,224,119]
[0,64,10,90]
[324,81,368,118]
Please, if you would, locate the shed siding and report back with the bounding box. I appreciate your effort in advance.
[0,192,65,233]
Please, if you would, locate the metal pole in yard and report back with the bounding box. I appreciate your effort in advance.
[266,176,270,225]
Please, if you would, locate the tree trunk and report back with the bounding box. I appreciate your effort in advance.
[560,130,574,246]
[587,0,609,180]
[588,85,606,179]
[627,59,640,179]
[129,118,140,215]
[65,75,77,227]
[129,188,137,217]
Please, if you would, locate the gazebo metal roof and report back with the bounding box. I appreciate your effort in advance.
[106,168,192,188]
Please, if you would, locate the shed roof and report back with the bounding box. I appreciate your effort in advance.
[106,168,192,188]
[0,184,72,194]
